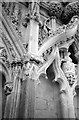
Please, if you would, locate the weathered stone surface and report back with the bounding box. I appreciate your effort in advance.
[35,98,48,110]
[34,74,61,118]
[34,109,58,118]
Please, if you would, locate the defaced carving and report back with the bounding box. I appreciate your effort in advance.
[62,52,77,86]
[4,81,13,95]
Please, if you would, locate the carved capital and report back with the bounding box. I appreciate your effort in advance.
[22,54,43,80]
[11,58,23,69]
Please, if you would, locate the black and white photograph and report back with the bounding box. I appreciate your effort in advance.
[0,0,79,119]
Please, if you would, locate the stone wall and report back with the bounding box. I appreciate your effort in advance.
[34,74,61,118]
[0,72,79,119]
[18,74,79,119]
[17,74,61,118]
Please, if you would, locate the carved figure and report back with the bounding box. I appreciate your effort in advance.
[62,52,77,86]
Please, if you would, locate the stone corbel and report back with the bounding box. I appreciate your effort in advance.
[4,81,13,96]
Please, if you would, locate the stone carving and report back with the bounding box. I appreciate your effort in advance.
[49,2,63,18]
[62,52,77,86]
[0,47,11,69]
[22,13,30,28]
[2,2,22,37]
[29,1,39,21]
[38,18,52,47]
[41,46,53,62]
[1,1,79,119]
[38,27,49,47]
[38,15,78,48]
[2,32,16,60]
[4,81,13,95]
[38,15,79,59]
[22,2,39,28]
[48,1,79,24]
[0,48,7,60]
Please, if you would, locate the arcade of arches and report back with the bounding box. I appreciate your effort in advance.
[0,0,79,119]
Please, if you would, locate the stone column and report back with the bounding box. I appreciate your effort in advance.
[60,88,75,118]
[17,62,36,118]
[61,53,77,118]
[22,2,39,118]
[53,48,77,118]
[4,63,22,119]
[60,89,69,118]
[9,68,21,118]
[28,1,39,55]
